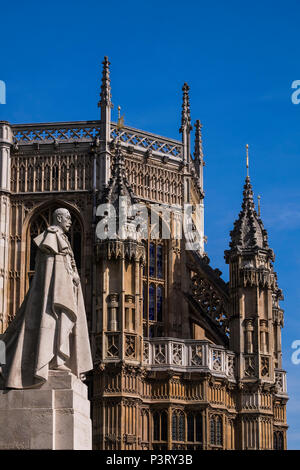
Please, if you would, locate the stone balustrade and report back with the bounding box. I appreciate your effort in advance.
[275,369,288,395]
[143,338,236,381]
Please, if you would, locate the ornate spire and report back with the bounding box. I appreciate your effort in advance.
[194,119,203,167]
[225,175,272,258]
[180,83,192,173]
[100,139,136,205]
[180,83,192,134]
[97,56,113,190]
[98,56,112,109]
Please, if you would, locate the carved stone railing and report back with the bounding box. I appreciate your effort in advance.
[143,338,235,380]
[110,123,183,158]
[12,121,102,144]
[275,369,288,395]
[12,121,183,160]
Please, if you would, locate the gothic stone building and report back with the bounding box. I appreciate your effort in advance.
[0,57,288,450]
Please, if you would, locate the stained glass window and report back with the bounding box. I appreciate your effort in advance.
[149,284,155,321]
[210,415,222,446]
[149,325,155,338]
[142,221,166,337]
[149,243,155,277]
[178,413,185,441]
[172,411,185,442]
[157,245,163,278]
[216,416,222,446]
[143,283,147,320]
[172,413,177,441]
[157,286,163,322]
[210,417,215,445]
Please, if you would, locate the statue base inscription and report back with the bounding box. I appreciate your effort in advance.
[0,370,92,450]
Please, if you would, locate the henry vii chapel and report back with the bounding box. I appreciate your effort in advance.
[0,57,288,450]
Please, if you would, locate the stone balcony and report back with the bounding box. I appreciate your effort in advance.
[143,338,236,381]
[275,369,288,396]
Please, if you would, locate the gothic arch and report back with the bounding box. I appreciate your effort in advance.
[21,200,85,293]
[142,206,170,338]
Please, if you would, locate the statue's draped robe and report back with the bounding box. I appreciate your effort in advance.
[0,226,93,389]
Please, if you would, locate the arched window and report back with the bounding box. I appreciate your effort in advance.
[141,409,150,448]
[153,410,168,445]
[149,284,155,321]
[274,431,284,450]
[187,412,202,444]
[210,415,223,447]
[172,410,185,442]
[157,286,163,322]
[143,236,166,338]
[26,205,83,289]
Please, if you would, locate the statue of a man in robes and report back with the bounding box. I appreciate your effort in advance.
[0,208,93,389]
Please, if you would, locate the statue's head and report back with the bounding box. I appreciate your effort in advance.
[52,208,72,233]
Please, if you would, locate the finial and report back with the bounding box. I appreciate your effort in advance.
[257,195,261,217]
[98,56,112,108]
[116,105,125,145]
[194,120,203,158]
[116,105,125,130]
[180,83,192,133]
[246,144,249,177]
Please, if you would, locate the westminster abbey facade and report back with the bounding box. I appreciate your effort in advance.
[0,57,288,450]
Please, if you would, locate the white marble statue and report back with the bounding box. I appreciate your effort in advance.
[0,208,93,389]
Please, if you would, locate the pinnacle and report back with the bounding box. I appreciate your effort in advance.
[180,82,192,133]
[99,56,112,108]
[226,176,270,254]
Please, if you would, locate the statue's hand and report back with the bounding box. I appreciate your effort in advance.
[73,274,80,287]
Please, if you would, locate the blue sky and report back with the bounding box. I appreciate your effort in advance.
[1,0,300,449]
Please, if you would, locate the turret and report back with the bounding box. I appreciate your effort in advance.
[0,122,13,332]
[179,83,192,204]
[224,169,281,382]
[97,56,113,191]
[224,147,287,449]
[94,137,145,365]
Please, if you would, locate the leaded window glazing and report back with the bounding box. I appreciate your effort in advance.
[143,236,166,337]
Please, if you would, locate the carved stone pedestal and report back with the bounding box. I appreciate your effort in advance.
[0,370,92,450]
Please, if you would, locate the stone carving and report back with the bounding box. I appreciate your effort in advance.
[190,273,229,335]
[190,344,203,366]
[106,333,119,357]
[244,355,256,377]
[0,208,93,389]
[125,334,136,358]
[154,343,167,364]
[261,356,270,377]
[172,343,183,365]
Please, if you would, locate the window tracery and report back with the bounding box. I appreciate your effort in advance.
[26,205,82,288]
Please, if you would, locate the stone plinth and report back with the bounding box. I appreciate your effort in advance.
[0,370,92,450]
